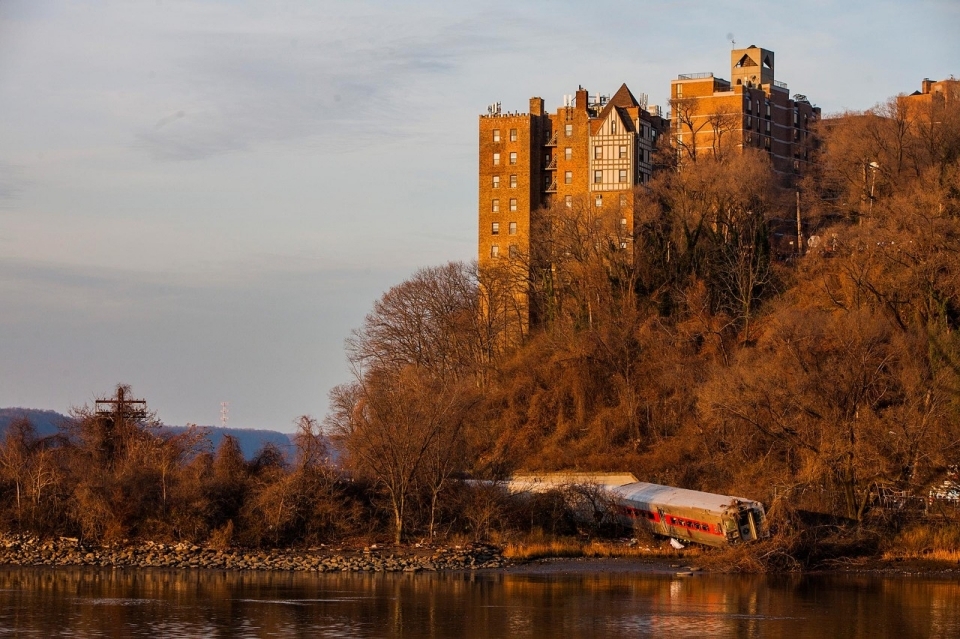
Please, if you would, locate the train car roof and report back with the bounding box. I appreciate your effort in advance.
[610,482,761,513]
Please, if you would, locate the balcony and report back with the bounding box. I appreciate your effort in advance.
[545,131,558,147]
[544,156,557,170]
[544,180,558,193]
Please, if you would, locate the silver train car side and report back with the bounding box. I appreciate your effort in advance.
[608,482,766,547]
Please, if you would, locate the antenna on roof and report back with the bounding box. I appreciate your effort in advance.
[727,32,736,49]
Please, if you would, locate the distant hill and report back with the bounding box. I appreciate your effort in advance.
[0,407,294,460]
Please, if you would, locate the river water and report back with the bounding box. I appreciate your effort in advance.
[0,565,958,638]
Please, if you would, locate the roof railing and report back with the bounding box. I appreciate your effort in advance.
[677,72,714,80]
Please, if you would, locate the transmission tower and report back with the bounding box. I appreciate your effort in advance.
[220,401,229,430]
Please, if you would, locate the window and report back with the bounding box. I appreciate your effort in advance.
[508,244,518,258]
[619,194,628,207]
[508,221,517,235]
[545,175,551,188]
[509,152,517,165]
[491,222,500,235]
[651,129,657,140]
[492,199,499,212]
[595,194,602,207]
[619,145,627,159]
[490,245,499,258]
[793,110,799,126]
[564,170,572,184]
[493,152,500,166]
[492,175,500,188]
[620,217,627,228]
[745,116,752,129]
[676,84,683,98]
[620,241,628,250]
[610,118,617,134]
[492,129,500,142]
[564,147,572,160]
[746,100,752,114]
[594,146,602,159]
[765,121,771,133]
[510,174,517,188]
[509,198,517,211]
[594,170,602,184]
[509,128,517,142]
[617,169,627,182]
[765,101,771,118]
[565,124,573,137]
[565,195,572,208]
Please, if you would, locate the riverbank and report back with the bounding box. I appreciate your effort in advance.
[3,533,959,576]
[0,534,505,573]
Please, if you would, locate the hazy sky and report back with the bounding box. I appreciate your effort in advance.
[1,0,957,432]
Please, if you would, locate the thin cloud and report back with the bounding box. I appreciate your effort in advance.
[135,7,526,161]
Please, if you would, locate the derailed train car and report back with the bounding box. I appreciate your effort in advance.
[608,482,767,547]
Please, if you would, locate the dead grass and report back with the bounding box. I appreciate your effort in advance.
[501,536,701,561]
[881,523,960,563]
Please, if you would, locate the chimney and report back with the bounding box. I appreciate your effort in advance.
[575,87,588,111]
[922,78,934,94]
[529,97,544,116]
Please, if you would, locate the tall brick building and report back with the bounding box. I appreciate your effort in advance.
[478,84,668,330]
[670,45,820,173]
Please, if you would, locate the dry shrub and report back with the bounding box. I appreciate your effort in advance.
[208,520,234,550]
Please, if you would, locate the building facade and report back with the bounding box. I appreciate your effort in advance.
[670,45,820,173]
[903,77,960,107]
[478,85,668,330]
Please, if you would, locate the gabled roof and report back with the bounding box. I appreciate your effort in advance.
[592,83,641,134]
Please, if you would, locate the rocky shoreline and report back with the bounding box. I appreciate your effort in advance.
[0,534,507,573]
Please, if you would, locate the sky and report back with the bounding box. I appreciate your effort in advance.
[1,0,958,432]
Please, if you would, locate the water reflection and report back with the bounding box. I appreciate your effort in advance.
[0,567,958,638]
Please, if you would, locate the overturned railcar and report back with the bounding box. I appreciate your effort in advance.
[609,482,766,547]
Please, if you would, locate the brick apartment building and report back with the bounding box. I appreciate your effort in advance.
[478,84,668,329]
[478,46,819,334]
[902,76,960,108]
[670,45,820,173]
